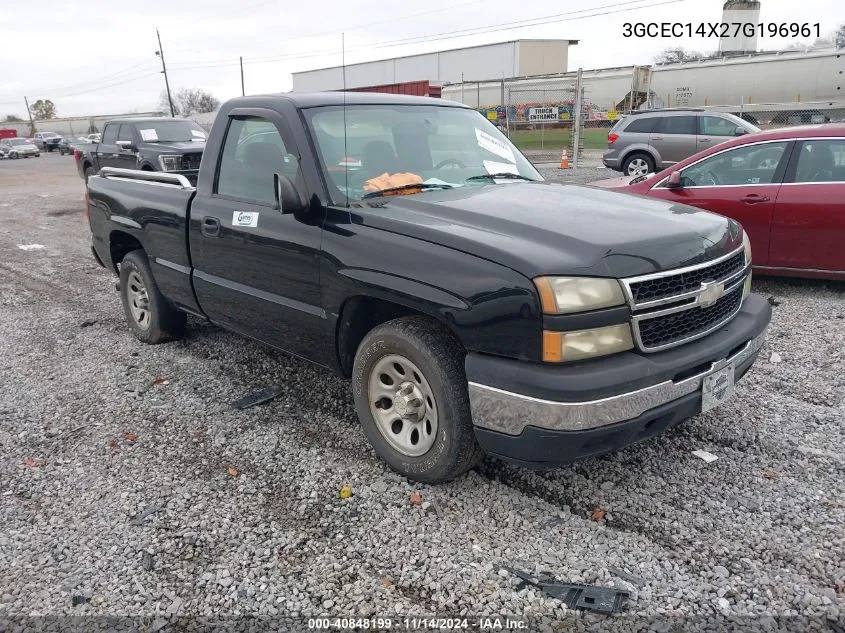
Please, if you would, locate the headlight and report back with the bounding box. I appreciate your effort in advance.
[742,231,752,266]
[158,155,182,171]
[534,277,626,314]
[543,324,634,362]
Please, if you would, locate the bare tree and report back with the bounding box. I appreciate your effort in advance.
[175,88,220,115]
[654,47,707,64]
[29,99,57,119]
[836,23,845,48]
[159,90,180,116]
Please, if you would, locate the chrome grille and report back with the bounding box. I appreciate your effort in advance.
[622,245,749,353]
[637,286,743,349]
[629,251,745,304]
[181,152,203,170]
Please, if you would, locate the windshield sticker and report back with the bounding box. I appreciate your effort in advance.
[232,211,259,228]
[475,128,515,163]
[191,130,206,139]
[483,160,519,176]
[139,128,158,142]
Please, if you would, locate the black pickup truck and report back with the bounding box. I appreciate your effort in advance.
[76,117,207,183]
[85,93,771,483]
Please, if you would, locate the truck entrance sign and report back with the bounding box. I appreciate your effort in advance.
[527,107,558,122]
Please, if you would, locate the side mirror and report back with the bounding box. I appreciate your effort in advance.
[116,140,135,151]
[274,173,305,214]
[666,171,683,189]
[734,127,748,136]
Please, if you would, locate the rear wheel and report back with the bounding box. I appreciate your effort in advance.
[119,250,186,344]
[352,316,484,483]
[84,166,96,183]
[623,153,654,177]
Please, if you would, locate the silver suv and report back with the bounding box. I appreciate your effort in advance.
[602,109,760,176]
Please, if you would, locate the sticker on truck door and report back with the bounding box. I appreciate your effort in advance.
[232,211,259,228]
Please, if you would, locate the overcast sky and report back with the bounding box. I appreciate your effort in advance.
[0,0,841,118]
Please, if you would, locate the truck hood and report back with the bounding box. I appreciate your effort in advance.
[353,182,743,279]
[140,141,205,152]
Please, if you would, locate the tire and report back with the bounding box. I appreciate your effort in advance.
[352,316,484,483]
[622,152,655,177]
[84,165,96,183]
[119,250,186,344]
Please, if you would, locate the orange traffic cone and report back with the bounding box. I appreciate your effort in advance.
[559,149,570,169]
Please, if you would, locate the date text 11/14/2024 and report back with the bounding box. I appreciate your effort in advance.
[307,617,527,630]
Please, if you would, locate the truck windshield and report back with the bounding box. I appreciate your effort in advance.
[135,121,207,143]
[305,105,541,201]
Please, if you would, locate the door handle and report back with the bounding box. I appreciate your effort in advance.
[201,216,220,237]
[740,194,770,204]
[651,136,664,141]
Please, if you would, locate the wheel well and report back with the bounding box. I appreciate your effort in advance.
[109,231,143,272]
[623,149,655,164]
[82,160,92,171]
[141,165,155,171]
[336,297,425,377]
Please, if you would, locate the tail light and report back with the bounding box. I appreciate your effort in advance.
[608,133,619,145]
[73,149,80,161]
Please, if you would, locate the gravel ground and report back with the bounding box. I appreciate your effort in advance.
[1,155,844,630]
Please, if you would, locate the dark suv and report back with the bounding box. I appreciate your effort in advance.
[603,109,760,176]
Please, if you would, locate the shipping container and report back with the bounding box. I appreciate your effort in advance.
[0,129,18,139]
[345,81,442,98]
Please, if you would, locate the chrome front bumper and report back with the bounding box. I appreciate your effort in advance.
[468,331,766,437]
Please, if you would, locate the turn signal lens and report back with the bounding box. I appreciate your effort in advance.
[743,273,752,300]
[742,231,752,265]
[534,277,626,315]
[543,324,634,363]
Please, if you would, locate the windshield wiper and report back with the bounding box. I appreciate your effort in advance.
[465,173,535,182]
[361,183,453,199]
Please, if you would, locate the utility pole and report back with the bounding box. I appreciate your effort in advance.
[155,28,175,117]
[24,96,36,135]
[240,57,245,96]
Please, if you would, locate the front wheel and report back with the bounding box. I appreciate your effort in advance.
[352,316,484,483]
[119,250,186,344]
[623,153,655,177]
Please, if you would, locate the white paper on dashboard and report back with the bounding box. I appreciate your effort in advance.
[139,129,158,141]
[475,128,515,163]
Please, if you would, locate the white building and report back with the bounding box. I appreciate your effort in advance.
[291,39,578,92]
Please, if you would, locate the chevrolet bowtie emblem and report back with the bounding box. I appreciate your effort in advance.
[699,280,725,308]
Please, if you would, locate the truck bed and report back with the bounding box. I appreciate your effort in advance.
[87,168,201,315]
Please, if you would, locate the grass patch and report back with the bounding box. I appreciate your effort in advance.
[508,128,609,151]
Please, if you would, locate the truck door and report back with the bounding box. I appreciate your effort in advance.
[115,124,138,170]
[95,124,120,169]
[188,110,326,361]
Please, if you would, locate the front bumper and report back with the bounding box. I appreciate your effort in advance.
[466,293,771,467]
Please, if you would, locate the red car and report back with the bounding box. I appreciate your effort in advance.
[592,124,845,280]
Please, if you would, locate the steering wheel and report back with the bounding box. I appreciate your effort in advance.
[699,170,721,186]
[433,158,466,170]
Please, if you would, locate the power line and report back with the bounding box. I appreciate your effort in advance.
[0,60,158,105]
[1,0,687,107]
[166,0,686,71]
